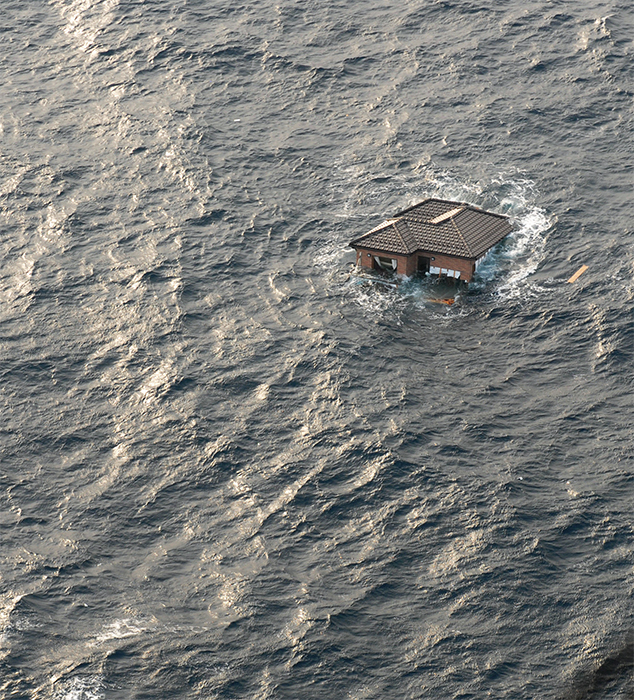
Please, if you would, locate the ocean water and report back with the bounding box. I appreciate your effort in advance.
[0,1,632,698]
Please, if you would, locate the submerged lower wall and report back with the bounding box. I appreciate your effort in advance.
[354,247,477,281]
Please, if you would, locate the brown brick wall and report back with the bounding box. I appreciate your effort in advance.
[355,248,410,275]
[354,247,477,281]
[405,255,418,276]
[418,251,476,282]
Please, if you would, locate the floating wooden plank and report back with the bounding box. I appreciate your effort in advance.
[568,265,588,283]
[429,298,455,305]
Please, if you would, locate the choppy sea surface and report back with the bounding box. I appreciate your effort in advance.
[1,1,633,698]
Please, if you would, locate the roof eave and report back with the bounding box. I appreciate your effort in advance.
[350,243,408,256]
[352,242,476,259]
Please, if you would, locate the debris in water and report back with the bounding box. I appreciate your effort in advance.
[568,265,588,283]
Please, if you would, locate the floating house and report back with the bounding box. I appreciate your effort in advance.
[349,198,512,283]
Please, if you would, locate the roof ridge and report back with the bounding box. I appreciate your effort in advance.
[392,219,413,254]
[449,214,474,257]
[366,218,396,236]
[462,204,509,220]
[429,206,464,225]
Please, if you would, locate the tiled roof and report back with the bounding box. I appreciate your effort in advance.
[350,198,512,259]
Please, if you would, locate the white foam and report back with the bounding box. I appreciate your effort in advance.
[91,618,146,645]
[53,675,105,700]
[323,164,552,316]
[343,269,408,322]
[0,593,24,646]
[478,179,552,301]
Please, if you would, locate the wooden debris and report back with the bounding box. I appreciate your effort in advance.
[568,265,588,283]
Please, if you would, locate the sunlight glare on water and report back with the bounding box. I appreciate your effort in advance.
[0,0,632,698]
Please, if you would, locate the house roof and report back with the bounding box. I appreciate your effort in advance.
[349,198,512,259]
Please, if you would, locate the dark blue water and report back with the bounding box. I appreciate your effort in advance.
[0,1,632,698]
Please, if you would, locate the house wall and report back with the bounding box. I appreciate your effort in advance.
[416,251,476,282]
[354,248,410,275]
[355,247,477,281]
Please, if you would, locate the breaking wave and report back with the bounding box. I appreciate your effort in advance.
[323,165,552,317]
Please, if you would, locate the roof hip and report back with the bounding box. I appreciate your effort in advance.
[448,213,474,258]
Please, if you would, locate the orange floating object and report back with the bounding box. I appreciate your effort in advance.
[568,265,588,283]
[429,298,455,305]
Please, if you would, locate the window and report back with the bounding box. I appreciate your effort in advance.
[374,256,397,271]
